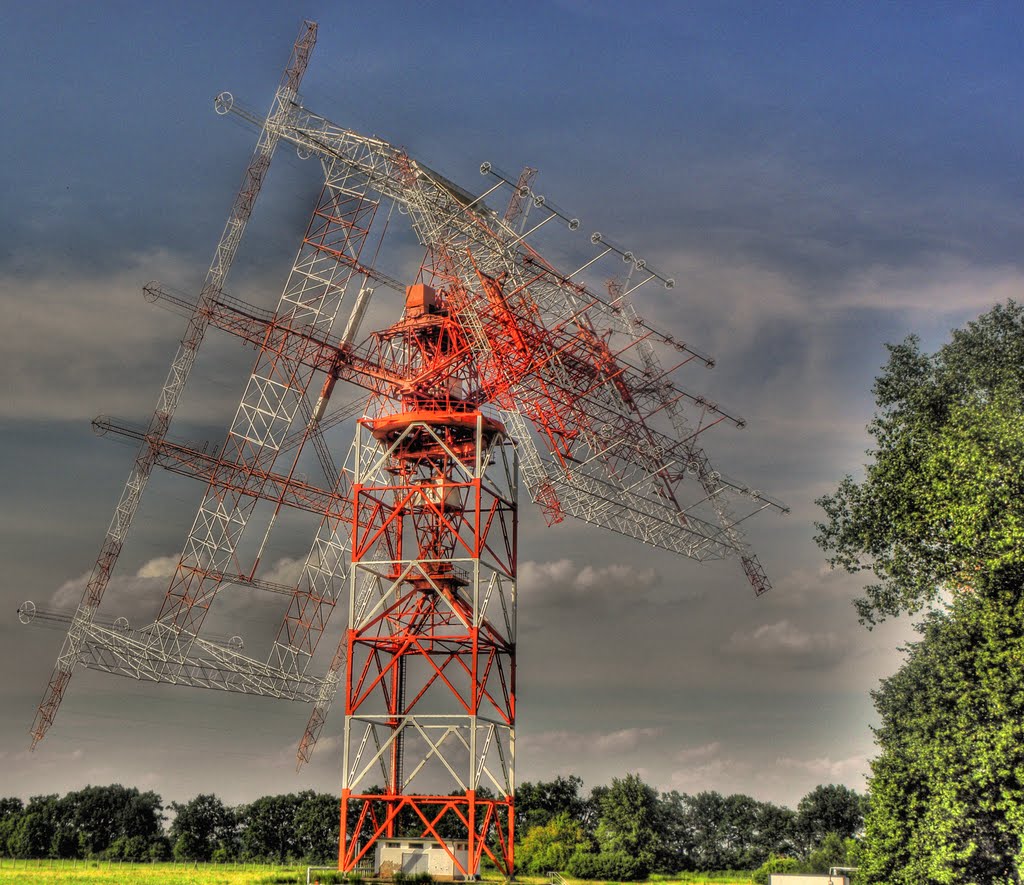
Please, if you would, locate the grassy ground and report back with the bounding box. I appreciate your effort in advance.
[0,860,752,885]
[0,859,316,884]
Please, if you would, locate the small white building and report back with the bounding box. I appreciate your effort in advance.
[770,876,850,885]
[375,837,471,880]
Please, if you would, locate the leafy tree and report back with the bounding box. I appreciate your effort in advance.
[594,773,660,874]
[148,835,173,862]
[581,785,607,834]
[239,792,301,862]
[750,801,796,865]
[0,799,24,858]
[294,791,340,864]
[719,793,764,868]
[516,812,591,874]
[655,791,695,873]
[106,834,151,861]
[793,784,863,855]
[8,811,53,859]
[61,784,163,857]
[816,302,1024,625]
[516,776,586,832]
[683,791,729,870]
[170,794,236,862]
[752,854,800,885]
[817,303,1024,882]
[567,847,646,881]
[805,831,851,873]
[860,581,1024,884]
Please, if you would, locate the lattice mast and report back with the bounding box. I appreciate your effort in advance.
[339,279,516,875]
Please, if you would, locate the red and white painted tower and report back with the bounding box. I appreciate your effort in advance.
[340,282,516,874]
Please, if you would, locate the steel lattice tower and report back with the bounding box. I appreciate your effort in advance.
[339,285,517,872]
[21,20,788,879]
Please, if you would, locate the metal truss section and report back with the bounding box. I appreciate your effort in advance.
[73,622,323,702]
[29,21,318,749]
[156,162,380,647]
[230,98,784,591]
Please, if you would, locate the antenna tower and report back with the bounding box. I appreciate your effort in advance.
[22,20,787,878]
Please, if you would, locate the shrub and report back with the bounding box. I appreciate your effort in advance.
[752,854,801,885]
[567,848,647,881]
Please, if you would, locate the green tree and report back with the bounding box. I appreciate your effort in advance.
[751,801,796,865]
[816,302,1024,882]
[61,784,163,857]
[293,791,340,864]
[655,790,695,873]
[816,302,1024,625]
[684,791,728,871]
[719,793,764,868]
[805,831,851,873]
[516,776,586,832]
[8,811,53,859]
[861,583,1024,884]
[239,793,301,863]
[169,794,236,862]
[752,855,800,885]
[0,799,24,858]
[794,784,863,855]
[517,811,591,874]
[594,773,660,875]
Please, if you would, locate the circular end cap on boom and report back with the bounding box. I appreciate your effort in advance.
[214,92,234,115]
[479,162,492,175]
[18,601,36,625]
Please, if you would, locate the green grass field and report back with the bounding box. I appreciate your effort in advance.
[0,859,309,884]
[0,860,752,885]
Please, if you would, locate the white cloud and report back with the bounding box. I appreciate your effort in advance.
[46,552,306,627]
[135,556,179,579]
[674,741,722,764]
[726,619,851,669]
[519,558,659,608]
[262,557,304,587]
[49,558,170,624]
[520,726,662,758]
[837,261,1024,317]
[776,754,870,790]
[668,758,737,793]
[593,727,662,753]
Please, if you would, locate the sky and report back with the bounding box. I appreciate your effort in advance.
[3,0,1024,811]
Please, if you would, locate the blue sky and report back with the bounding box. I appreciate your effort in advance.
[3,1,1024,809]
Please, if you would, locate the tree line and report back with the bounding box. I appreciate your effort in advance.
[515,775,862,881]
[0,777,862,876]
[0,786,339,864]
